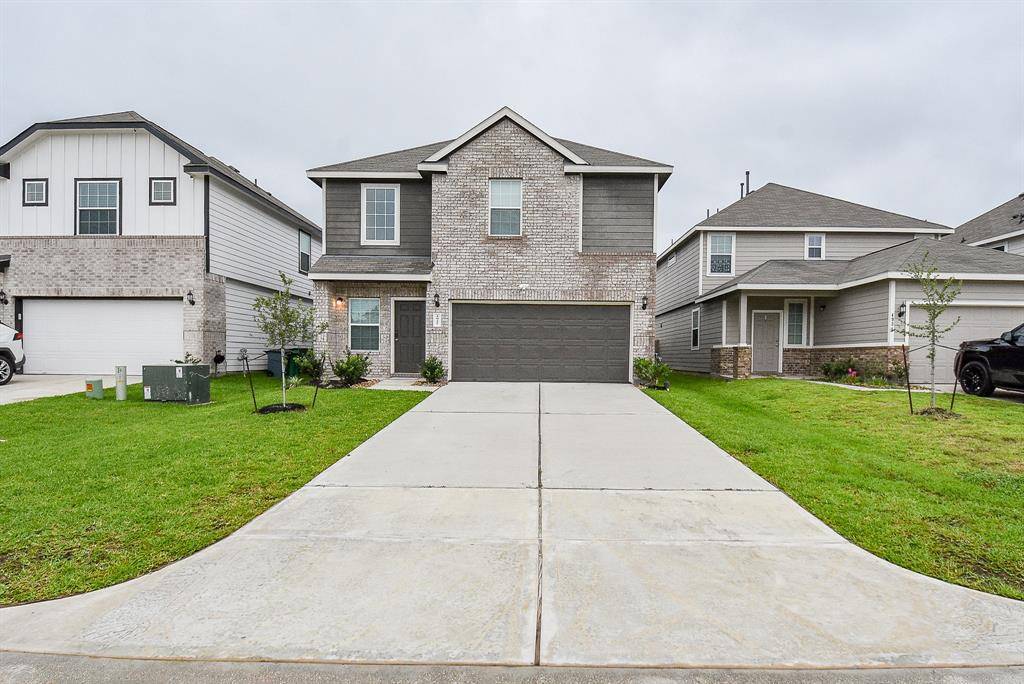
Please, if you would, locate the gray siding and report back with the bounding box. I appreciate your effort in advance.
[813,280,890,345]
[324,179,431,257]
[1002,236,1024,256]
[724,296,740,344]
[656,301,719,373]
[896,280,1024,303]
[581,175,655,253]
[826,233,914,260]
[655,235,699,314]
[224,278,314,372]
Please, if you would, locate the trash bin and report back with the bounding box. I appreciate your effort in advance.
[265,349,310,378]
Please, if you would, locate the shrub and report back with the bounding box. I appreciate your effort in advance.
[633,357,671,388]
[332,352,370,387]
[420,355,445,383]
[820,356,907,385]
[294,350,327,386]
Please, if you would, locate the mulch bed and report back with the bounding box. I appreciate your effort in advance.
[256,403,307,414]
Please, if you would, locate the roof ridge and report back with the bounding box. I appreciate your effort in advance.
[766,182,945,227]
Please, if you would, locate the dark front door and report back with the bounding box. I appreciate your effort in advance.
[394,300,426,374]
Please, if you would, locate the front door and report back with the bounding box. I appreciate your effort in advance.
[394,300,426,374]
[752,311,781,374]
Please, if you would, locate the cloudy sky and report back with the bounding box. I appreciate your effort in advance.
[2,1,1021,250]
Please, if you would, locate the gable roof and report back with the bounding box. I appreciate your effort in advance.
[953,193,1024,246]
[0,111,321,239]
[306,107,671,182]
[694,237,1024,303]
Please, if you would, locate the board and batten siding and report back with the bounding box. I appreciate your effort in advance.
[656,301,719,373]
[581,175,655,253]
[324,179,430,257]
[812,281,890,345]
[0,130,203,236]
[207,178,320,300]
[655,235,699,314]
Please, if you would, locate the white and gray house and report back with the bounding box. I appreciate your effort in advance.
[0,111,322,374]
[305,106,670,382]
[952,193,1024,255]
[655,183,1024,385]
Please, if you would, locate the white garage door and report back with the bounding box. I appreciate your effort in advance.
[23,298,184,375]
[908,306,1024,386]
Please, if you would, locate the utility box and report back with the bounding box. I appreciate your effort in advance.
[85,378,104,399]
[142,365,211,405]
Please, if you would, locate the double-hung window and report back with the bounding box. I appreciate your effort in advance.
[707,233,734,275]
[785,300,807,346]
[23,179,48,206]
[690,308,700,350]
[349,298,380,352]
[489,179,522,236]
[149,177,176,205]
[298,232,311,274]
[76,179,120,234]
[361,184,399,245]
[805,233,825,259]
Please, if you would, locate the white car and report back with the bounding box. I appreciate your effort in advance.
[0,321,25,385]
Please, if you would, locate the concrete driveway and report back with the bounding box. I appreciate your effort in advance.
[1,382,1021,670]
[0,374,141,405]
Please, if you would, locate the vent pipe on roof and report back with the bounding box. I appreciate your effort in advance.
[745,171,750,195]
[740,182,744,199]
[706,209,710,219]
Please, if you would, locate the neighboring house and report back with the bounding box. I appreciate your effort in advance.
[0,112,321,374]
[305,106,670,382]
[952,193,1024,255]
[655,183,1024,386]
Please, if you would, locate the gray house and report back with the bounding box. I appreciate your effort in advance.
[305,107,671,382]
[0,112,322,374]
[656,183,1024,385]
[953,193,1024,254]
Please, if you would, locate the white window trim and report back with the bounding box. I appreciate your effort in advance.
[75,179,121,235]
[706,232,736,277]
[690,307,701,350]
[23,179,47,205]
[360,183,401,246]
[805,233,825,260]
[298,231,311,274]
[149,178,176,205]
[488,179,522,237]
[783,298,808,347]
[349,297,381,352]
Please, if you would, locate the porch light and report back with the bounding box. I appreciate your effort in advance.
[641,296,648,311]
[186,290,196,306]
[335,296,344,307]
[433,293,440,308]
[898,302,906,319]
[0,290,7,306]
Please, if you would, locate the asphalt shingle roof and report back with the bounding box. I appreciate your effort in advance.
[309,255,433,276]
[696,183,951,232]
[954,193,1024,245]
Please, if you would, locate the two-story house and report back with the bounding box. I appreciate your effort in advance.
[656,183,1024,386]
[305,107,671,382]
[952,193,1024,255]
[0,111,321,374]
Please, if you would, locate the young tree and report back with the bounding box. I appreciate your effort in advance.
[252,273,328,408]
[892,253,962,408]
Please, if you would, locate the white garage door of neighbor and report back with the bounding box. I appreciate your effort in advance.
[23,298,184,375]
[908,306,1024,386]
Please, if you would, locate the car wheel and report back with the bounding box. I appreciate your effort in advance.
[959,361,994,396]
[0,357,12,386]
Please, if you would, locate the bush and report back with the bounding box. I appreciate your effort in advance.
[633,357,671,388]
[820,356,906,385]
[294,350,326,385]
[331,352,370,387]
[420,355,445,383]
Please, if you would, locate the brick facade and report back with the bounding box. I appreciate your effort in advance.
[711,343,903,379]
[710,345,752,379]
[0,235,224,364]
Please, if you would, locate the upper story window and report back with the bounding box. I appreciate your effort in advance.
[23,179,48,206]
[805,233,825,259]
[298,231,311,274]
[76,179,120,235]
[349,297,380,351]
[361,184,400,245]
[489,179,522,236]
[707,233,734,275]
[149,177,176,205]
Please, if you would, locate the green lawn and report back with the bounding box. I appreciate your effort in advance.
[0,375,427,605]
[644,374,1024,600]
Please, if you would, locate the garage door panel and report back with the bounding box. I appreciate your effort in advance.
[451,303,630,383]
[908,307,1023,385]
[23,299,183,375]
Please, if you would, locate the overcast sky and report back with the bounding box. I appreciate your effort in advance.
[2,1,1021,250]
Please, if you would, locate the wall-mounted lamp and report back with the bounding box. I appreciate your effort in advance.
[186,290,196,306]
[897,302,907,319]
[0,290,7,306]
[818,303,826,312]
[335,296,345,307]
[641,296,648,311]
[433,293,440,308]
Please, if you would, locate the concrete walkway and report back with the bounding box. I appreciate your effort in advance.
[1,383,1021,670]
[0,374,141,405]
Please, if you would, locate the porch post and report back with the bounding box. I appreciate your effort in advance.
[739,293,748,345]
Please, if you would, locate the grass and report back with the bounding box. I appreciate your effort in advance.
[0,375,428,605]
[644,373,1024,600]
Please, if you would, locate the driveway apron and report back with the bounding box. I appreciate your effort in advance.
[1,382,1021,668]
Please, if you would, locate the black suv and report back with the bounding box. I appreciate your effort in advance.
[954,323,1024,396]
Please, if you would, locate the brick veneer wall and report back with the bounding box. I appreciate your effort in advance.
[803,346,905,377]
[0,235,223,363]
[425,118,656,378]
[710,345,752,379]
